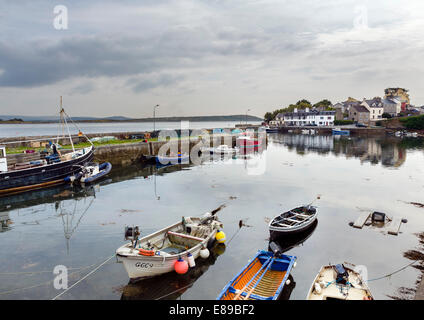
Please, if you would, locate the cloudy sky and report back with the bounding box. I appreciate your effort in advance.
[1,0,423,118]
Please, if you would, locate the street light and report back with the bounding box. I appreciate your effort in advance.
[245,108,251,125]
[153,104,159,132]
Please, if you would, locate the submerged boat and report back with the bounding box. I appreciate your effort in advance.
[116,212,224,281]
[201,145,239,154]
[307,263,373,300]
[156,152,189,165]
[217,242,296,300]
[0,100,94,197]
[269,205,317,237]
[332,128,350,136]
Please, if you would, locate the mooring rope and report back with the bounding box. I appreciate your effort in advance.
[52,254,115,300]
[0,255,115,297]
[367,260,419,282]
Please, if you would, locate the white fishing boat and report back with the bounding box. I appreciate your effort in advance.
[306,263,373,300]
[201,145,239,154]
[116,212,224,281]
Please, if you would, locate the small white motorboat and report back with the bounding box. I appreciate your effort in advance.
[306,263,373,300]
[116,212,224,281]
[201,145,239,155]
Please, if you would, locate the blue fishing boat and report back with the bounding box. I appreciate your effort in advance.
[65,162,112,184]
[217,244,296,300]
[332,128,350,136]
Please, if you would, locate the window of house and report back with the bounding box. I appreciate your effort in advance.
[0,149,4,158]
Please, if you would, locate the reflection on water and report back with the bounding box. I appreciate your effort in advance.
[0,133,423,300]
[121,243,226,300]
[269,220,318,253]
[269,133,424,168]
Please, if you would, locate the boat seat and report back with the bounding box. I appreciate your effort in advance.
[285,218,301,224]
[276,223,291,227]
[167,231,204,242]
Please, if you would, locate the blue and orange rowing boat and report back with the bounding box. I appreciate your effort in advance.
[217,244,296,300]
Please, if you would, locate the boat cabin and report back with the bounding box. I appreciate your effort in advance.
[0,146,7,173]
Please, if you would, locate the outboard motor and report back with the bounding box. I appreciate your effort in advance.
[333,264,349,285]
[124,226,140,247]
[269,241,283,258]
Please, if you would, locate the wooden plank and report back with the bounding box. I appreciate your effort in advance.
[387,218,402,235]
[285,218,302,224]
[353,212,370,229]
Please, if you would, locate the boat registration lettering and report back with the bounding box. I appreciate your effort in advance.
[135,262,153,268]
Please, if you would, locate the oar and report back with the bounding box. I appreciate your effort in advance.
[233,255,274,300]
[242,256,276,300]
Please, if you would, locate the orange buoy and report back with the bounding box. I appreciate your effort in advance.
[174,257,189,274]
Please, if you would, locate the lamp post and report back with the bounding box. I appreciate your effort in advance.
[153,104,159,132]
[245,108,251,125]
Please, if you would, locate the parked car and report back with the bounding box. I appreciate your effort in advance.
[355,123,367,128]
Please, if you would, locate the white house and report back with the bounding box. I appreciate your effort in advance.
[361,98,384,121]
[280,108,335,127]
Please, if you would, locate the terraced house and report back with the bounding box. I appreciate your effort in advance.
[278,108,335,126]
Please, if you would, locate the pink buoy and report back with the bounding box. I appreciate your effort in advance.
[174,257,189,274]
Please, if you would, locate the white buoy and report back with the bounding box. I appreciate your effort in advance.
[285,279,291,285]
[187,253,195,268]
[199,247,210,259]
[293,261,297,268]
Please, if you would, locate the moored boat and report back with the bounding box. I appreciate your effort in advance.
[332,128,350,136]
[306,263,373,300]
[217,243,296,300]
[269,205,317,238]
[116,212,224,281]
[201,145,239,154]
[156,152,189,165]
[65,162,112,184]
[236,133,262,149]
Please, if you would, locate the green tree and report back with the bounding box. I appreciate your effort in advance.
[313,99,332,110]
[264,112,273,121]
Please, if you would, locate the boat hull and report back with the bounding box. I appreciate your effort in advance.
[0,147,94,197]
[269,206,318,236]
[217,250,296,300]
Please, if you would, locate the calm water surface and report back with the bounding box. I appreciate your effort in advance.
[1,133,423,300]
[0,121,261,138]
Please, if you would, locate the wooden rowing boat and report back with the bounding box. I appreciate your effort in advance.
[217,247,296,300]
[306,263,373,300]
[269,205,317,237]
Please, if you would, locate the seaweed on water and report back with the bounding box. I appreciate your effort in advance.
[388,232,424,300]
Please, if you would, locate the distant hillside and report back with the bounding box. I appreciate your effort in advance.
[0,114,262,123]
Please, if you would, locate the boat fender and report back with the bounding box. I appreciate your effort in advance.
[200,247,210,259]
[293,261,297,268]
[187,253,195,268]
[314,282,322,294]
[285,279,291,285]
[138,248,155,256]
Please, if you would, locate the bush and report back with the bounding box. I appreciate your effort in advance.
[334,120,354,125]
[399,115,424,130]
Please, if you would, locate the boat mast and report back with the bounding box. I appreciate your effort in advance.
[60,96,76,153]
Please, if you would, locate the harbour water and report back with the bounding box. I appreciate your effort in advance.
[0,133,423,300]
[0,121,261,138]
